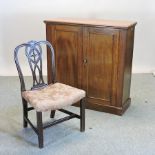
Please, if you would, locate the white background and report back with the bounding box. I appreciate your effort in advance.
[0,0,155,75]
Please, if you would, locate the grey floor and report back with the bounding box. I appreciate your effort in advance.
[0,74,155,155]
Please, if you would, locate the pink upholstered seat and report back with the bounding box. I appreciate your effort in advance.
[22,82,86,112]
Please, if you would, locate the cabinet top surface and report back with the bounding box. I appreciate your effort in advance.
[44,18,137,28]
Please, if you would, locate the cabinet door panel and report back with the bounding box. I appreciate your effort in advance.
[83,27,119,105]
[47,25,82,88]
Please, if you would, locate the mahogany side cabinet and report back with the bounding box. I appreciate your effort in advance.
[44,18,137,115]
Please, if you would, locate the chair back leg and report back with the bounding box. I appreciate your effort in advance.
[22,98,28,128]
[37,112,44,148]
[80,98,85,132]
[50,110,56,118]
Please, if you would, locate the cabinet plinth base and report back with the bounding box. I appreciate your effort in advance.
[74,98,131,116]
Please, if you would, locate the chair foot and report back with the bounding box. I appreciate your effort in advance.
[50,110,56,118]
[23,118,28,128]
[37,112,44,148]
[38,139,43,149]
[80,98,85,132]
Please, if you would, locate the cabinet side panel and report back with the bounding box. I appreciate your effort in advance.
[122,27,135,104]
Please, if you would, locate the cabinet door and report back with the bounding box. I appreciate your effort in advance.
[83,27,119,106]
[46,24,83,88]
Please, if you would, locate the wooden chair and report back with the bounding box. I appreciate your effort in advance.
[14,40,86,148]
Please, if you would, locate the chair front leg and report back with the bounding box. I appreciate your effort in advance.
[22,98,28,128]
[80,98,85,132]
[50,110,56,118]
[36,112,44,148]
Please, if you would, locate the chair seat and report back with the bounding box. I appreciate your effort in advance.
[22,83,86,112]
